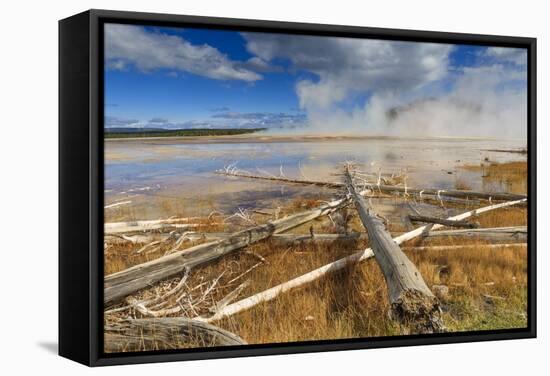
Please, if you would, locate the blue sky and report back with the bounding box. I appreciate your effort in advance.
[104,24,527,137]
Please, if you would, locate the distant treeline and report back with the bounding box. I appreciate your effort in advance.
[104,128,267,139]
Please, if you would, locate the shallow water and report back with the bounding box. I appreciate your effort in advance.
[104,137,526,218]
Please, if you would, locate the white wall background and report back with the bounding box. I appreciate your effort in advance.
[0,0,546,374]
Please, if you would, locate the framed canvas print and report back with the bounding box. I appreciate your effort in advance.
[59,9,536,366]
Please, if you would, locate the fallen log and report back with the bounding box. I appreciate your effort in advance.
[418,195,480,206]
[105,223,200,235]
[402,243,527,252]
[197,197,526,326]
[426,226,527,242]
[149,232,369,243]
[215,169,342,188]
[104,200,132,209]
[104,318,246,352]
[344,168,444,333]
[104,234,157,245]
[216,170,526,201]
[104,196,354,305]
[409,214,479,229]
[271,232,367,244]
[104,216,211,234]
[105,217,201,228]
[483,148,527,154]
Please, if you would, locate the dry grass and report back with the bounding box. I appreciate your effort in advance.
[226,241,527,345]
[104,161,528,352]
[454,177,472,191]
[461,161,527,194]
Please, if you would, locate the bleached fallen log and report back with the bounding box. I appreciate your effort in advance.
[162,232,369,244]
[104,200,132,209]
[216,169,342,188]
[104,195,355,305]
[409,214,479,229]
[272,232,367,244]
[198,198,526,324]
[345,168,444,333]
[105,217,208,234]
[216,170,526,201]
[403,243,527,252]
[104,318,246,352]
[426,226,527,242]
[415,195,480,206]
[394,199,527,242]
[105,223,200,235]
[103,235,136,245]
[105,217,201,227]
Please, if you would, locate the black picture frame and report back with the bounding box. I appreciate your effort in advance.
[59,8,537,367]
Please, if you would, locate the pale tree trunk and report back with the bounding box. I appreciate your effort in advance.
[344,168,444,333]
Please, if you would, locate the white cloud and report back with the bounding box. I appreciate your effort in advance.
[105,24,262,82]
[243,33,452,110]
[238,56,282,73]
[104,116,139,127]
[148,117,169,124]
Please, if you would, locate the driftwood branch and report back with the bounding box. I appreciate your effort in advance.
[409,215,480,229]
[104,318,246,352]
[159,232,368,244]
[104,200,132,209]
[209,280,250,314]
[403,243,527,252]
[426,226,527,242]
[105,217,201,227]
[344,167,444,333]
[105,223,199,235]
[104,217,207,235]
[215,169,342,188]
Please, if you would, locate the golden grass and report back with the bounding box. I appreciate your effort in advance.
[228,241,527,345]
[461,161,527,194]
[454,177,472,191]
